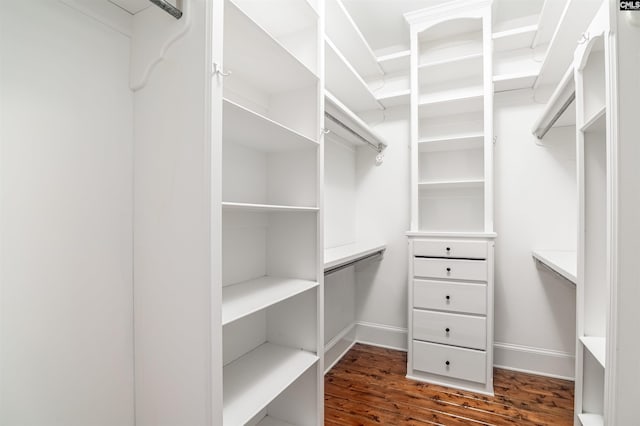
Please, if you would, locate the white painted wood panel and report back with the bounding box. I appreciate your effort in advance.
[413,340,487,383]
[414,279,487,315]
[413,310,487,350]
[413,240,487,259]
[414,258,487,282]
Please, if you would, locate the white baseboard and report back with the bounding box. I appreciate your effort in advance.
[493,341,575,380]
[355,321,408,351]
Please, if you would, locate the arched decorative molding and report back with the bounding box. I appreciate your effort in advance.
[129,0,192,91]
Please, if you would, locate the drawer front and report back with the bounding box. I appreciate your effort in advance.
[414,258,487,281]
[413,309,486,350]
[413,279,487,315]
[413,340,486,383]
[413,240,487,259]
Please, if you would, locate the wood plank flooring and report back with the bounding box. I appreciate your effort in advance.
[325,344,574,425]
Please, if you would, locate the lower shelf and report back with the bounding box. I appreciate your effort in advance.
[580,336,606,368]
[531,249,577,284]
[578,413,604,426]
[257,416,298,426]
[223,343,318,426]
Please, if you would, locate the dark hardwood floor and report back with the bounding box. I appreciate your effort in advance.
[325,343,574,425]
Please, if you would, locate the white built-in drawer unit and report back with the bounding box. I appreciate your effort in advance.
[413,309,486,350]
[413,340,487,384]
[414,279,487,315]
[413,240,487,259]
[414,257,487,281]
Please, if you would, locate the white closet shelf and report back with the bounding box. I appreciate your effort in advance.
[577,413,604,426]
[406,231,497,238]
[325,39,383,113]
[223,99,318,151]
[223,343,318,426]
[225,0,318,94]
[531,249,577,284]
[419,52,483,72]
[532,64,575,139]
[534,0,602,89]
[325,91,388,150]
[580,105,606,133]
[580,336,606,368]
[492,24,538,52]
[326,0,382,79]
[418,54,483,85]
[419,91,484,118]
[324,242,386,271]
[493,71,538,92]
[418,133,484,152]
[377,49,410,74]
[221,202,319,213]
[377,90,410,108]
[256,416,297,426]
[222,276,318,325]
[419,179,484,190]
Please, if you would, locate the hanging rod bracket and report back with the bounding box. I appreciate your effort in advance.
[148,0,183,19]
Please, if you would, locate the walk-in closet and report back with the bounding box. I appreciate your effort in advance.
[1,0,639,425]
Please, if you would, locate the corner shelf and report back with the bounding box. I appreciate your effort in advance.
[324,242,386,271]
[493,71,538,92]
[223,343,318,425]
[325,0,383,79]
[577,413,604,426]
[325,38,383,113]
[531,249,577,284]
[224,99,319,151]
[221,202,319,213]
[377,89,411,108]
[377,49,410,74]
[492,24,538,52]
[418,132,484,152]
[222,276,318,325]
[580,336,606,368]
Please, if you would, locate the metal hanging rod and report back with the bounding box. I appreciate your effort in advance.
[149,0,183,19]
[325,112,385,153]
[536,92,575,140]
[324,250,385,276]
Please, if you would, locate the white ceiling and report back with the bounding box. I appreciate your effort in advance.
[342,0,447,52]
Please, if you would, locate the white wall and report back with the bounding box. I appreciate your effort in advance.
[0,1,134,424]
[493,89,576,378]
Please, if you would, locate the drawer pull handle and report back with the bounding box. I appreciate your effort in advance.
[446,267,451,273]
[446,247,451,252]
[445,361,450,366]
[445,328,450,333]
[445,295,451,301]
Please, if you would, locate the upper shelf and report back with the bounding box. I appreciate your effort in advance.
[493,24,538,52]
[534,0,602,89]
[325,39,383,113]
[377,49,410,74]
[324,91,388,150]
[324,242,386,272]
[325,0,383,79]
[224,0,318,95]
[532,249,577,284]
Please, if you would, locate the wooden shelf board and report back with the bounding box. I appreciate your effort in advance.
[222,202,319,213]
[493,72,538,92]
[419,52,483,71]
[325,39,383,113]
[222,276,318,325]
[418,133,484,152]
[223,343,318,425]
[418,179,484,190]
[256,416,298,426]
[407,231,497,239]
[225,0,317,94]
[324,242,386,270]
[223,98,318,152]
[377,89,410,108]
[493,24,538,52]
[580,336,606,368]
[534,0,602,88]
[377,49,410,74]
[577,413,604,426]
[531,249,577,284]
[325,0,383,79]
[580,105,606,133]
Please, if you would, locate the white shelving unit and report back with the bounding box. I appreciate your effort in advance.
[532,64,575,139]
[405,0,496,396]
[531,249,577,284]
[574,5,611,425]
[324,242,386,272]
[220,0,323,424]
